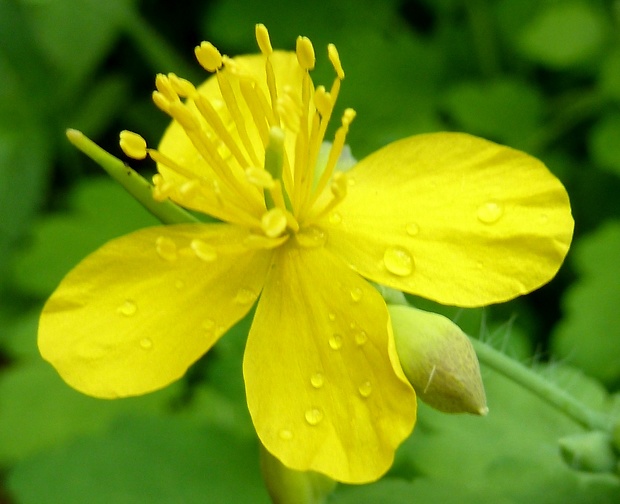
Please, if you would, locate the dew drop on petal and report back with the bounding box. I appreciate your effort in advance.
[279,429,293,440]
[406,222,420,236]
[329,212,342,225]
[310,373,324,389]
[234,288,255,305]
[296,226,327,248]
[139,338,153,350]
[191,239,218,261]
[350,287,363,302]
[540,213,549,224]
[156,236,178,262]
[383,246,414,276]
[476,201,503,224]
[328,312,336,322]
[202,318,215,331]
[328,333,343,350]
[175,280,185,290]
[117,300,137,316]
[305,408,324,426]
[355,331,368,346]
[358,380,372,398]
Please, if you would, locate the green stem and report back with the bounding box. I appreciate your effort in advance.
[470,336,610,431]
[66,129,198,225]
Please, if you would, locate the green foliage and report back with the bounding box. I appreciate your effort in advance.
[3,0,620,501]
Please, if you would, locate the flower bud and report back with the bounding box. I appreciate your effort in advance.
[260,443,337,504]
[389,305,487,415]
[559,431,617,473]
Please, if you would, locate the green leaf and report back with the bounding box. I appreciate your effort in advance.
[442,78,542,149]
[397,364,620,503]
[552,222,620,385]
[589,113,620,177]
[517,2,608,69]
[7,416,270,504]
[0,360,180,464]
[13,177,159,298]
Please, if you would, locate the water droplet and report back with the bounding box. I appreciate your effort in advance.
[156,236,177,262]
[139,337,153,350]
[350,287,363,302]
[477,201,503,224]
[328,333,343,350]
[328,312,336,322]
[358,381,373,398]
[175,280,185,290]
[234,288,255,305]
[310,373,324,389]
[349,321,357,330]
[355,331,368,346]
[329,212,342,225]
[305,408,324,426]
[202,319,215,331]
[117,300,137,316]
[406,222,420,236]
[191,239,217,261]
[383,247,414,276]
[279,429,293,440]
[296,226,327,248]
[540,213,549,224]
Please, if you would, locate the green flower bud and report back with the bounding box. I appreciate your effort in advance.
[260,443,337,504]
[389,305,487,415]
[558,431,617,473]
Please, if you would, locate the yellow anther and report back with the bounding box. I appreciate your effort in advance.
[296,36,315,71]
[246,166,275,189]
[313,86,332,116]
[168,73,196,98]
[261,208,288,238]
[328,43,344,79]
[195,41,223,72]
[152,91,170,113]
[155,74,177,101]
[342,107,356,127]
[169,102,199,131]
[119,130,148,160]
[255,23,273,55]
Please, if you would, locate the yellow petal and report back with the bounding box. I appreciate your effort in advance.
[322,132,573,307]
[244,242,416,483]
[38,224,273,398]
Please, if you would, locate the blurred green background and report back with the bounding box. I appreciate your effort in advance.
[1,0,620,502]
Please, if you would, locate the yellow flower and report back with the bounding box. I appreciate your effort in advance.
[38,25,573,483]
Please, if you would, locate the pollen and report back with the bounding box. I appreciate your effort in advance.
[195,41,223,72]
[296,36,316,71]
[255,23,273,55]
[119,131,148,160]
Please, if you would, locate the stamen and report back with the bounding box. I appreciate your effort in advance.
[255,24,273,55]
[152,91,171,113]
[195,41,223,72]
[155,74,178,102]
[328,44,345,80]
[296,36,316,71]
[168,73,196,98]
[246,166,275,189]
[239,80,270,146]
[307,108,356,215]
[216,69,261,167]
[261,207,288,238]
[119,130,148,160]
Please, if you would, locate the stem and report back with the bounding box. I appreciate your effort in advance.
[66,129,198,225]
[470,337,610,431]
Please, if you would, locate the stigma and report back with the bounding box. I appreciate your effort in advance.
[120,24,354,239]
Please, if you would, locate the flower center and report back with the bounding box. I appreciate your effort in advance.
[119,24,354,242]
